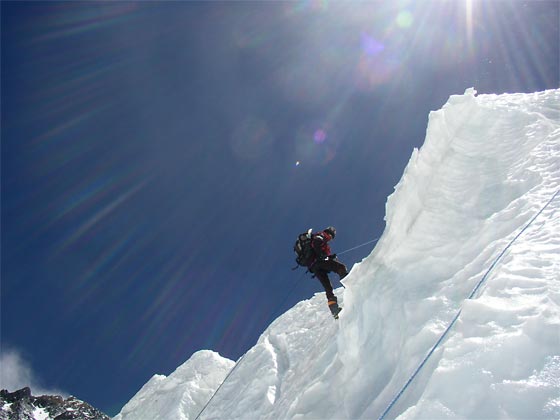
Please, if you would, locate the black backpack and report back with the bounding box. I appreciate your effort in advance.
[294,229,315,267]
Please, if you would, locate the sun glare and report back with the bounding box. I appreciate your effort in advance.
[465,0,474,53]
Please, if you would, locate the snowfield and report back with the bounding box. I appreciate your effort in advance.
[115,88,560,420]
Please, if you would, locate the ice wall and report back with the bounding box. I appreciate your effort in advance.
[339,88,560,419]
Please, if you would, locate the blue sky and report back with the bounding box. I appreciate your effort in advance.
[2,1,558,416]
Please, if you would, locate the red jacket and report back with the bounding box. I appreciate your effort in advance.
[311,230,333,263]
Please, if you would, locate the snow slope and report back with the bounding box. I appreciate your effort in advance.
[115,88,560,420]
[113,351,234,420]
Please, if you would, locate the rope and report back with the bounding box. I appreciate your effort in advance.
[377,189,559,420]
[194,353,247,420]
[194,271,305,420]
[338,237,380,256]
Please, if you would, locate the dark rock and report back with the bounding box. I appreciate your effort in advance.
[0,387,110,420]
[0,387,32,403]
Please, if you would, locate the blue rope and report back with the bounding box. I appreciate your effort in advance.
[377,189,559,420]
[195,271,305,420]
[338,237,380,256]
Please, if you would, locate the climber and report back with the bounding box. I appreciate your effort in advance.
[294,226,348,318]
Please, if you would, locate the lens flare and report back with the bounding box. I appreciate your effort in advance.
[294,122,339,166]
[314,129,327,143]
[396,10,414,28]
[361,33,385,57]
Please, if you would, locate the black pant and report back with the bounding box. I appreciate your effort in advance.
[311,258,348,302]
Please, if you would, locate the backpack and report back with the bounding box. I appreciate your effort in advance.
[294,229,315,267]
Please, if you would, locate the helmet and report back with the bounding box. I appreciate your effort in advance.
[325,226,336,238]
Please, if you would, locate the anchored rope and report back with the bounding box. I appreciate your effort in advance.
[338,237,380,256]
[194,352,247,420]
[377,188,560,420]
[194,271,305,420]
